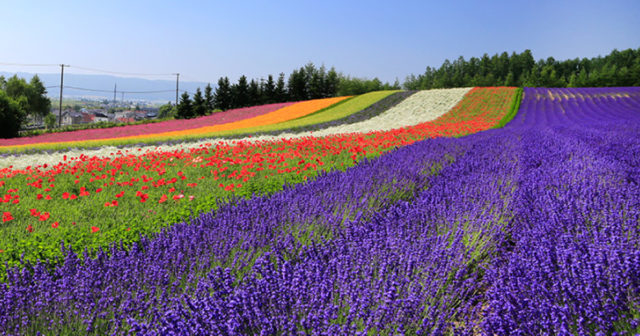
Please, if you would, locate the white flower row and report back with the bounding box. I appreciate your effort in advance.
[0,88,470,170]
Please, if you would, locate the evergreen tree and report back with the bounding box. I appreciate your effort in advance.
[324,68,339,97]
[287,68,307,101]
[232,75,250,108]
[263,74,276,103]
[214,77,232,111]
[204,83,215,112]
[275,73,287,102]
[248,79,260,106]
[176,92,193,119]
[308,65,326,99]
[192,88,206,117]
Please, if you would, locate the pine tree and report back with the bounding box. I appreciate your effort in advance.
[263,74,276,103]
[214,77,232,111]
[248,79,260,106]
[204,83,215,112]
[176,92,193,119]
[192,88,206,117]
[275,73,287,102]
[309,65,326,99]
[232,75,250,108]
[287,68,307,101]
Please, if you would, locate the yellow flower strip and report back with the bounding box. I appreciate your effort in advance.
[0,96,350,151]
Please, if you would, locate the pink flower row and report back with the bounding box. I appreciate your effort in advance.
[0,102,295,146]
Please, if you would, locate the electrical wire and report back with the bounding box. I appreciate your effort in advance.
[69,65,175,77]
[63,86,174,94]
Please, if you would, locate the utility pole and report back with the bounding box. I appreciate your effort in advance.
[113,83,117,104]
[121,92,124,104]
[174,73,180,106]
[58,64,69,127]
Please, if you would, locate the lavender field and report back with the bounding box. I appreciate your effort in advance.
[1,87,639,335]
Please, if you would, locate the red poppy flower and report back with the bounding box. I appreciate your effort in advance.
[91,226,100,233]
[2,212,13,222]
[26,225,33,233]
[39,212,50,221]
[158,194,168,204]
[51,222,59,229]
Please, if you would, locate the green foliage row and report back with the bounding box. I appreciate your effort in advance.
[494,88,523,128]
[404,47,640,89]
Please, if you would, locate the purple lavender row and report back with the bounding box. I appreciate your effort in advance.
[507,87,640,129]
[143,130,520,335]
[483,87,640,334]
[0,133,485,334]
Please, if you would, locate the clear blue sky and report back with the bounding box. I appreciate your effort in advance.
[1,0,639,84]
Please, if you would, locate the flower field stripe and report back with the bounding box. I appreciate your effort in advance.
[0,91,412,170]
[202,90,400,137]
[0,102,294,147]
[0,87,513,279]
[0,96,350,152]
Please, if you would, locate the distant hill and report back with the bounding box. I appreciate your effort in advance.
[0,71,208,103]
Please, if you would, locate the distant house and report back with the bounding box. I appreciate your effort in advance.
[92,112,110,123]
[62,111,83,125]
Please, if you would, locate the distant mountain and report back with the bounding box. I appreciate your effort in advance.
[0,71,209,103]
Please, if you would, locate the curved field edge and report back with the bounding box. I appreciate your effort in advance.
[0,88,511,279]
[494,87,523,128]
[0,96,351,153]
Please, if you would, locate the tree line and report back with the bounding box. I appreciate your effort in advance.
[404,47,640,89]
[172,63,400,119]
[0,75,52,138]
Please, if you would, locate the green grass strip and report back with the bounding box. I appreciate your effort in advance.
[494,87,523,128]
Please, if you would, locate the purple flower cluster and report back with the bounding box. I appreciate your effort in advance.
[1,87,639,335]
[482,87,640,334]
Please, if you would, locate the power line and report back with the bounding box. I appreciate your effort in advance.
[63,85,175,94]
[68,65,175,77]
[1,62,175,77]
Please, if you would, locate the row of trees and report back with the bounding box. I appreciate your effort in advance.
[0,75,52,138]
[404,47,640,89]
[174,63,400,119]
